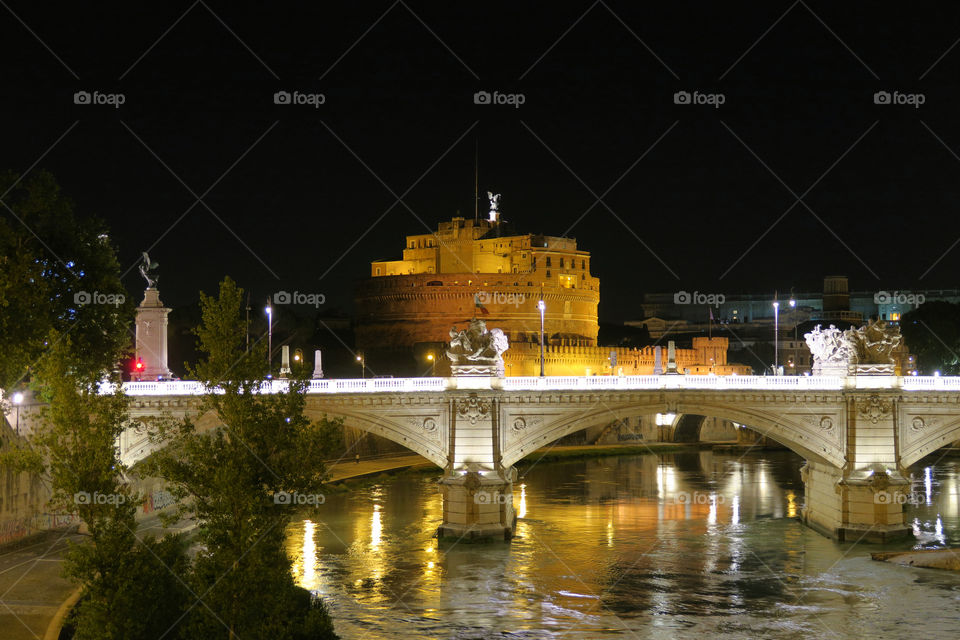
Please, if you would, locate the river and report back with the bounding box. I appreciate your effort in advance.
[285,450,960,639]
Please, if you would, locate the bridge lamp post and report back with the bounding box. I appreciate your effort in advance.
[12,391,23,435]
[357,352,365,379]
[265,301,273,375]
[427,352,435,376]
[772,299,780,375]
[538,297,546,377]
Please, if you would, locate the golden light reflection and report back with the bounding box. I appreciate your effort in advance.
[371,503,382,549]
[300,520,318,591]
[606,519,613,547]
[518,483,527,518]
[786,492,797,518]
[707,494,717,525]
[732,494,740,525]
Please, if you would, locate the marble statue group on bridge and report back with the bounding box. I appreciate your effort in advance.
[804,318,902,376]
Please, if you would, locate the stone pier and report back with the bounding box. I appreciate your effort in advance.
[800,392,912,543]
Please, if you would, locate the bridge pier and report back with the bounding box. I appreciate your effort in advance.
[800,392,913,543]
[801,462,911,543]
[435,391,517,541]
[437,466,517,541]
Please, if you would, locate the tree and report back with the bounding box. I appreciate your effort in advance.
[1,336,190,639]
[0,170,132,391]
[147,277,339,639]
[901,302,960,374]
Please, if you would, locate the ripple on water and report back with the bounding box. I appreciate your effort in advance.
[286,451,960,639]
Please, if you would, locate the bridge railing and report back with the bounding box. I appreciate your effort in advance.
[500,375,846,390]
[114,377,449,396]
[112,375,960,396]
[902,376,960,390]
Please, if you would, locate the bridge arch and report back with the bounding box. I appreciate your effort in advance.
[900,417,960,469]
[303,399,449,470]
[501,398,845,469]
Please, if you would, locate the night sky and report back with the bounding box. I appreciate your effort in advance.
[3,2,959,322]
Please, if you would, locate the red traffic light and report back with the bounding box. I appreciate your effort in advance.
[134,359,144,371]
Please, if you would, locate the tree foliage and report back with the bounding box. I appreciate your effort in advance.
[0,170,132,391]
[147,277,339,639]
[901,301,960,374]
[1,336,190,640]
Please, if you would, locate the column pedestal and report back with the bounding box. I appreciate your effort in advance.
[801,461,912,543]
[437,467,517,541]
[135,287,172,381]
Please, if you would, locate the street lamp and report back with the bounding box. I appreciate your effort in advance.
[772,297,780,375]
[265,299,273,375]
[789,297,797,343]
[356,352,365,379]
[12,391,23,435]
[427,352,435,376]
[538,295,546,377]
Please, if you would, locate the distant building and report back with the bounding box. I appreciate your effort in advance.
[631,276,919,375]
[354,213,747,376]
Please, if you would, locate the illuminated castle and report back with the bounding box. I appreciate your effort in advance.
[354,209,748,376]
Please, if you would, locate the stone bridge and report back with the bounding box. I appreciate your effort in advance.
[116,374,960,543]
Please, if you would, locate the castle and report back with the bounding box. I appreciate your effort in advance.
[354,212,749,376]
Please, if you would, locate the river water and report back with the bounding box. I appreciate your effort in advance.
[285,450,960,639]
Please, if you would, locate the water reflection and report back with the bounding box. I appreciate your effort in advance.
[287,450,960,639]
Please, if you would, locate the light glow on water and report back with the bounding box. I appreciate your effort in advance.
[288,451,960,639]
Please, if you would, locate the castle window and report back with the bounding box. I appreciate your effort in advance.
[546,270,551,278]
[581,259,585,269]
[546,257,552,267]
[559,258,564,268]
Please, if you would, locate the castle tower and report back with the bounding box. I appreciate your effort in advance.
[135,287,172,381]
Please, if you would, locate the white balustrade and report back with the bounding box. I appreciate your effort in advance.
[113,375,960,396]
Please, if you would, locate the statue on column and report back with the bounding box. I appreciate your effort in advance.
[487,191,501,223]
[139,252,160,289]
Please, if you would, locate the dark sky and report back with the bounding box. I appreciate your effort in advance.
[3,1,959,322]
